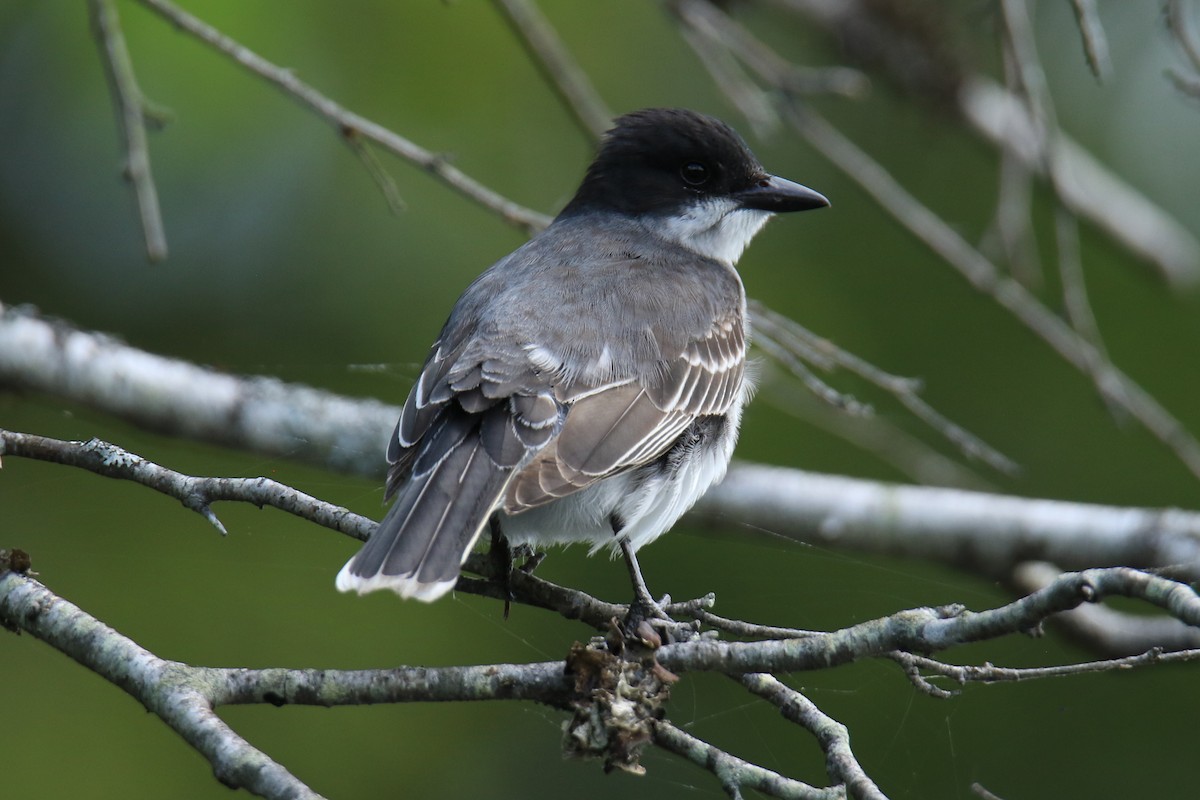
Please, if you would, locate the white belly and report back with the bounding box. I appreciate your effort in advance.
[499,397,744,556]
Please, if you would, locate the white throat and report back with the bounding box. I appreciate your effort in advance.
[658,199,774,265]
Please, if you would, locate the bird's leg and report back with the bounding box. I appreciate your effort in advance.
[487,514,516,619]
[618,536,663,614]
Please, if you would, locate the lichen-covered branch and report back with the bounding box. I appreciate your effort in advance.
[0,302,397,476]
[656,568,1200,674]
[890,646,1200,698]
[652,720,842,800]
[5,302,1200,586]
[0,571,324,799]
[0,429,376,540]
[742,674,885,800]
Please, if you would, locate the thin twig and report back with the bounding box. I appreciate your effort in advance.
[889,647,1200,697]
[762,380,996,489]
[783,103,1200,482]
[675,6,781,138]
[980,110,1041,287]
[652,719,842,800]
[751,300,1018,474]
[1167,0,1200,98]
[669,0,869,100]
[341,127,406,215]
[88,0,169,261]
[743,673,887,800]
[491,0,612,141]
[1168,0,1200,72]
[961,76,1200,288]
[686,608,823,640]
[970,783,1008,800]
[1000,0,1118,416]
[0,429,375,540]
[759,0,1200,285]
[1068,0,1112,81]
[134,0,551,234]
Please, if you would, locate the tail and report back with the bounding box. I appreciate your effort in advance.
[336,417,513,602]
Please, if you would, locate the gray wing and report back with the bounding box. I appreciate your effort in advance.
[505,310,745,511]
[336,334,561,601]
[337,245,745,601]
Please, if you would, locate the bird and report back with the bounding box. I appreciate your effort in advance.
[337,108,828,604]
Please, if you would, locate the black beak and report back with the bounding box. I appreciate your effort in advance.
[737,175,830,213]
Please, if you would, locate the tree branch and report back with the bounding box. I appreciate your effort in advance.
[88,0,169,261]
[743,674,886,800]
[6,435,1199,800]
[652,720,841,800]
[1,571,324,799]
[491,0,612,141]
[131,0,551,234]
[696,465,1200,581]
[0,429,375,540]
[889,645,1200,699]
[5,302,1199,586]
[668,0,1200,484]
[656,568,1200,674]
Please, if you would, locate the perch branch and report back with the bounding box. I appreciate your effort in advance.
[5,303,1200,585]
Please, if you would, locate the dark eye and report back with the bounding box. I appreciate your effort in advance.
[680,161,709,186]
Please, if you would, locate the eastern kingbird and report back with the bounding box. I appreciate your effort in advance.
[337,108,828,602]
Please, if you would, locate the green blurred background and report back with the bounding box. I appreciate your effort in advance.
[2,1,1199,798]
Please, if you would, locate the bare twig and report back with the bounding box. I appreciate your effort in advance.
[762,380,996,490]
[652,720,840,800]
[1,571,324,799]
[999,0,1116,415]
[751,301,1017,475]
[1167,0,1200,96]
[980,126,1041,287]
[783,103,1200,482]
[0,425,635,630]
[88,0,168,261]
[674,2,782,138]
[0,429,375,541]
[669,0,869,100]
[889,646,1200,697]
[341,127,407,215]
[970,782,1008,800]
[491,0,612,141]
[744,673,887,800]
[133,0,551,234]
[960,75,1200,288]
[1068,0,1113,81]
